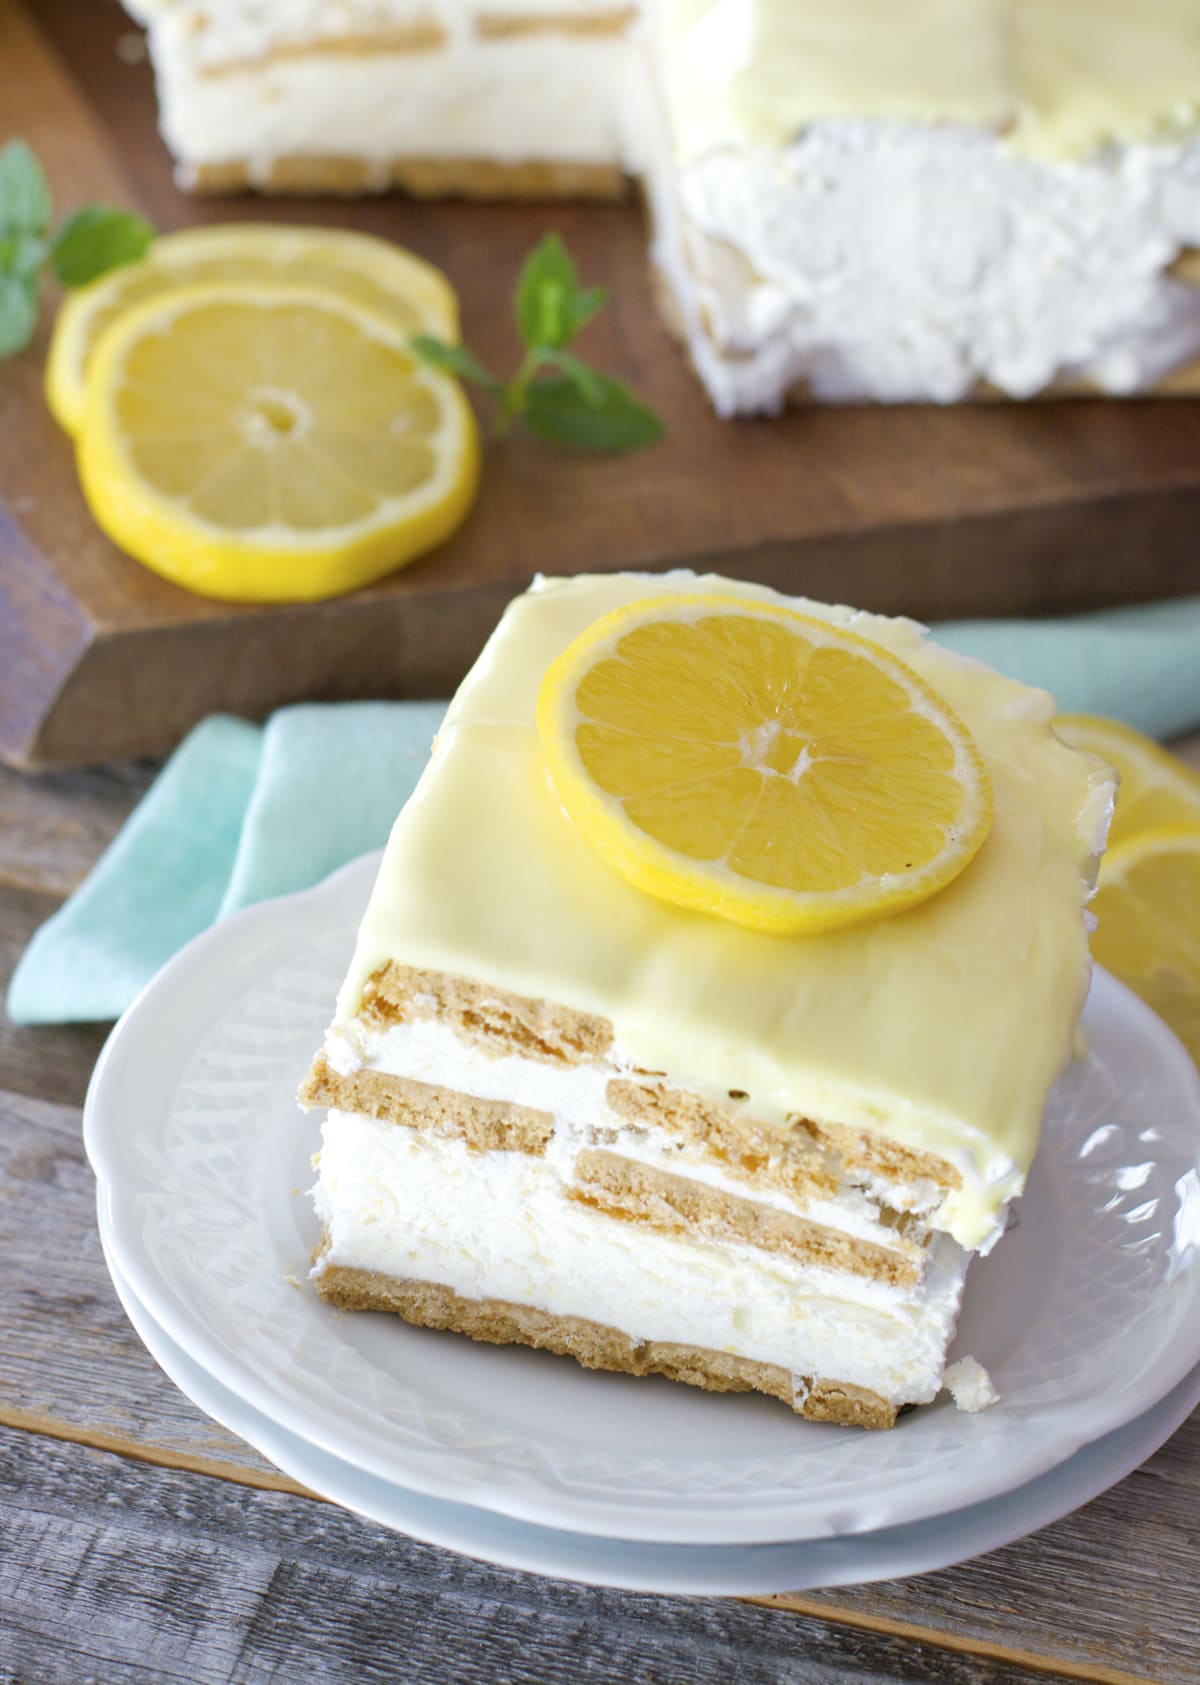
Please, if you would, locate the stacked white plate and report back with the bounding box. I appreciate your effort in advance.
[85,854,1200,1596]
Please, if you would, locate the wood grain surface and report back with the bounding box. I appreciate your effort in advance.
[1,739,1199,1683]
[7,0,1200,768]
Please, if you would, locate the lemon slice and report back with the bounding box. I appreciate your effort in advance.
[537,595,993,934]
[47,223,459,436]
[1055,714,1200,850]
[77,282,479,603]
[1090,825,1200,1066]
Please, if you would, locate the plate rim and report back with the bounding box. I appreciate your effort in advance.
[84,851,1200,1546]
[98,1213,1200,1597]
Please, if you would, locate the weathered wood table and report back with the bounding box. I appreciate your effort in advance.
[1,741,1198,1684]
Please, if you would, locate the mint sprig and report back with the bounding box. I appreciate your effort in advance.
[0,139,155,357]
[411,233,663,454]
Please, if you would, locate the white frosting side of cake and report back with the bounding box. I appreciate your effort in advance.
[313,1107,970,1404]
[655,123,1200,408]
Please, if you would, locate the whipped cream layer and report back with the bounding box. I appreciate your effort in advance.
[334,571,1114,1250]
[651,121,1200,408]
[130,0,640,177]
[313,1108,969,1404]
[325,1013,942,1249]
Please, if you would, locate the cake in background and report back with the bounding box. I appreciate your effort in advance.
[127,0,1200,409]
[298,571,1115,1427]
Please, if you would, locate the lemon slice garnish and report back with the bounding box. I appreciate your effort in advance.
[47,222,458,437]
[1090,824,1200,1066]
[76,282,478,603]
[537,595,993,934]
[1055,714,1200,851]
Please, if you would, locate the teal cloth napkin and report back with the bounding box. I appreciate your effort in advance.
[7,702,444,1026]
[7,593,1200,1027]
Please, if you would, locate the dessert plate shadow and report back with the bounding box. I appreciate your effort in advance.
[85,852,1200,1546]
[99,1224,1200,1596]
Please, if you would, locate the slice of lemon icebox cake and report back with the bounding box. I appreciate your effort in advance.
[300,573,1114,1428]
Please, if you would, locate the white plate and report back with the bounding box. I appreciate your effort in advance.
[100,1220,1200,1596]
[85,853,1200,1546]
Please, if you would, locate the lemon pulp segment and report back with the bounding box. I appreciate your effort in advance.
[537,595,993,934]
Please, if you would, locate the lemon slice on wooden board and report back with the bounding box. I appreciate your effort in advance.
[47,223,459,436]
[1089,825,1200,1066]
[77,282,479,604]
[536,595,993,935]
[1055,714,1200,851]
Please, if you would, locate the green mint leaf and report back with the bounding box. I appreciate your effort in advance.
[541,347,605,404]
[523,373,664,452]
[410,334,502,393]
[0,140,52,237]
[49,206,155,287]
[566,284,608,337]
[0,230,48,277]
[515,233,579,351]
[0,270,40,356]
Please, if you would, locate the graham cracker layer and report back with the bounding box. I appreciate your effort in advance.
[476,7,636,38]
[183,156,627,200]
[300,1056,927,1279]
[314,1262,898,1429]
[610,1076,959,1199]
[328,965,957,1209]
[607,1076,839,1205]
[570,1148,924,1285]
[299,1053,553,1154]
[360,963,614,1064]
[197,23,447,78]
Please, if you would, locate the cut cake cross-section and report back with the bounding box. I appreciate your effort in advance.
[299,571,1115,1428]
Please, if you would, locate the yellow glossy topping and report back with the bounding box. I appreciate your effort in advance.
[336,573,1114,1250]
[536,593,993,934]
[664,0,1200,161]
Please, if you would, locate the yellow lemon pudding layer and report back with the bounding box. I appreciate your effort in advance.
[300,571,1114,1427]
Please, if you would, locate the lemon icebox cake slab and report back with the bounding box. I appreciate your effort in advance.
[128,0,1200,407]
[299,573,1113,1427]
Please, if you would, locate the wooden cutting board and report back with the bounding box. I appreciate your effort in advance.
[6,0,1200,769]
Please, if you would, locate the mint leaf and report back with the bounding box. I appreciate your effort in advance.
[49,205,155,287]
[524,373,663,452]
[0,270,40,356]
[541,347,605,404]
[410,334,502,393]
[515,233,579,351]
[566,284,608,337]
[413,235,662,454]
[0,140,51,236]
[0,230,48,277]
